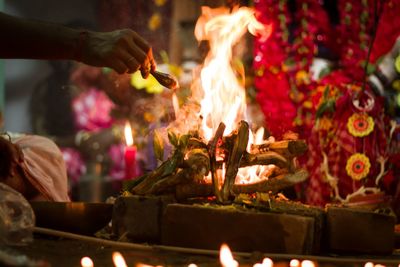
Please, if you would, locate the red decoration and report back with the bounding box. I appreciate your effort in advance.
[254,0,400,207]
[124,145,137,179]
[124,122,137,179]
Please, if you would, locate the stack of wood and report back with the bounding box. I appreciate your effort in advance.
[127,120,308,203]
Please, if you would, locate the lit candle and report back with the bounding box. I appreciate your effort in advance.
[81,256,94,267]
[124,122,137,180]
[112,252,127,267]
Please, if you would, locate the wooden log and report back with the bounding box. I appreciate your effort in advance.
[208,122,226,203]
[131,149,184,195]
[232,169,308,194]
[221,120,249,202]
[240,151,288,169]
[149,148,210,195]
[250,140,307,158]
[175,170,308,200]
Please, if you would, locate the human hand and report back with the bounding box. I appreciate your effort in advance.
[80,29,156,77]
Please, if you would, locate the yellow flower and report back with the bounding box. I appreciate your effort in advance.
[395,54,400,74]
[131,71,164,94]
[154,0,167,6]
[295,70,309,85]
[347,113,374,137]
[316,116,332,131]
[346,153,371,181]
[392,79,400,91]
[148,13,162,31]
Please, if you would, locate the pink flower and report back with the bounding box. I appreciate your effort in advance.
[72,88,115,132]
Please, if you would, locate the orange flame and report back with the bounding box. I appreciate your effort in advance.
[219,244,238,267]
[112,252,127,267]
[194,6,269,141]
[124,121,134,146]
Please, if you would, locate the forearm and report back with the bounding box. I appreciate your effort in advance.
[0,12,81,61]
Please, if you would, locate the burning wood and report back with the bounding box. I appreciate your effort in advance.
[126,120,308,203]
[124,6,308,204]
[175,170,308,201]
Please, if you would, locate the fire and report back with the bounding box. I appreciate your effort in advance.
[124,122,134,146]
[219,244,239,267]
[186,6,271,185]
[289,259,300,267]
[81,257,94,267]
[253,258,273,267]
[112,252,127,267]
[194,6,269,141]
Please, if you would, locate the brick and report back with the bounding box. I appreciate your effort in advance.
[112,195,175,242]
[161,204,316,254]
[326,206,395,254]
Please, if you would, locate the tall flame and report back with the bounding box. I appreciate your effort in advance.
[112,252,127,267]
[194,6,268,141]
[124,121,134,146]
[219,244,239,267]
[170,6,272,184]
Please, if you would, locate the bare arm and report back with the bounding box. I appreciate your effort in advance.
[0,12,156,76]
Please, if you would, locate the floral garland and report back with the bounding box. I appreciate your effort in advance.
[254,0,295,138]
[254,0,327,138]
[255,0,400,206]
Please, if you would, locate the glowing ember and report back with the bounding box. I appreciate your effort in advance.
[219,244,239,267]
[187,264,198,267]
[80,257,94,267]
[112,252,127,267]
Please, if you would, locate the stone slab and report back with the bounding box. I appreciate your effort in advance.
[112,195,175,242]
[326,206,395,254]
[161,203,316,254]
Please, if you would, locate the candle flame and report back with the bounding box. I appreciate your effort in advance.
[219,244,238,267]
[301,260,315,267]
[81,257,94,267]
[135,263,164,267]
[124,122,134,146]
[253,257,273,267]
[112,252,127,267]
[289,259,300,267]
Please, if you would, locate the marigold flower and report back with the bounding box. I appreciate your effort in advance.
[346,153,371,180]
[347,113,374,137]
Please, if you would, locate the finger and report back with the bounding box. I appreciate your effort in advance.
[141,67,150,79]
[148,48,157,72]
[129,31,155,74]
[108,59,129,74]
[124,37,148,66]
[131,31,151,53]
[117,49,140,73]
